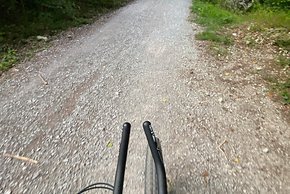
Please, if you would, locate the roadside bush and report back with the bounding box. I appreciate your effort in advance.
[262,0,290,10]
[0,0,128,43]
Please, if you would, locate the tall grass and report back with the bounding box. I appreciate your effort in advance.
[245,8,290,30]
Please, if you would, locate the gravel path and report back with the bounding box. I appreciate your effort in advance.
[1,0,289,193]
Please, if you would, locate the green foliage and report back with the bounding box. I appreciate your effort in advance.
[279,79,290,104]
[266,76,290,104]
[196,31,233,45]
[281,79,290,89]
[245,8,290,51]
[192,1,239,30]
[192,0,236,52]
[0,0,129,71]
[245,8,290,30]
[277,56,290,68]
[0,0,128,43]
[0,49,18,71]
[262,0,290,10]
[282,91,290,104]
[198,0,290,11]
[192,0,290,106]
[275,38,290,51]
[0,32,4,43]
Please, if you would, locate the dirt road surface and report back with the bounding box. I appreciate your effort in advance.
[1,0,289,193]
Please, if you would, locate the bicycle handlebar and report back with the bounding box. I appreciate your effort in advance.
[78,121,167,194]
[113,122,131,194]
[143,121,168,194]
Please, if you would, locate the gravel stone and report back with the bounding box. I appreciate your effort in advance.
[262,148,270,153]
[4,190,12,194]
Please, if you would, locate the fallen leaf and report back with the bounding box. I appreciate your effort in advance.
[267,92,275,98]
[201,170,209,184]
[233,157,240,164]
[161,98,168,103]
[201,171,209,177]
[106,141,113,148]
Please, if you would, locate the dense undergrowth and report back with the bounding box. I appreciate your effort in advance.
[0,0,129,71]
[192,0,290,106]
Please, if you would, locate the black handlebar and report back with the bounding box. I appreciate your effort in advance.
[113,122,131,194]
[143,121,168,194]
[78,121,167,194]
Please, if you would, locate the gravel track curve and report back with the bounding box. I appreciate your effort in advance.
[1,0,289,193]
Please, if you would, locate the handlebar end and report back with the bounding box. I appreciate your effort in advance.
[143,121,151,127]
[123,122,131,128]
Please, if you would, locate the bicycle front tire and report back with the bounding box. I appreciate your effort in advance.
[144,145,158,194]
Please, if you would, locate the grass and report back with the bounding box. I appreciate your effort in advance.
[277,56,290,68]
[192,0,290,48]
[196,31,233,45]
[282,91,290,104]
[268,78,290,105]
[275,38,290,52]
[192,0,290,106]
[192,1,239,45]
[277,79,290,105]
[192,1,240,28]
[245,8,290,30]
[279,78,290,105]
[245,8,290,51]
[0,49,18,71]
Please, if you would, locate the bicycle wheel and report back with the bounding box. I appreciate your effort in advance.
[144,145,158,194]
[145,136,164,194]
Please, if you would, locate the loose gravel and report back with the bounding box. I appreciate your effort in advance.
[1,0,289,193]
